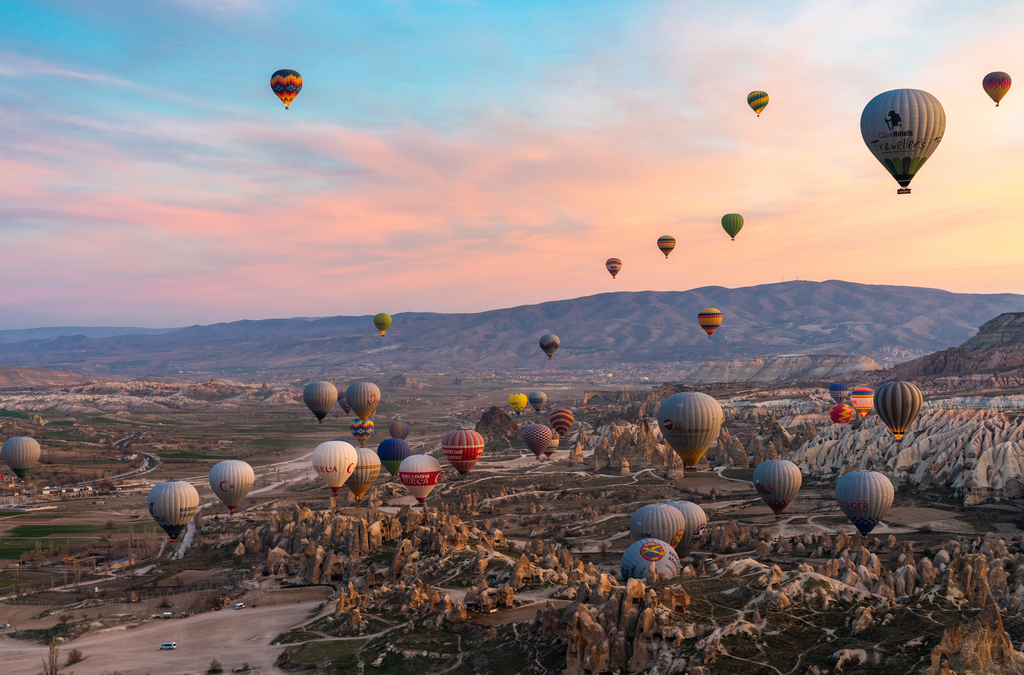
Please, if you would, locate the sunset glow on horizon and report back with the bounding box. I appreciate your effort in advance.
[1,0,1023,329]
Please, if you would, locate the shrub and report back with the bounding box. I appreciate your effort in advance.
[208,658,223,673]
[67,648,84,664]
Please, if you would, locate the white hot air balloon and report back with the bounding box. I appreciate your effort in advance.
[148,480,200,543]
[620,538,681,581]
[752,460,802,520]
[860,88,945,195]
[665,501,709,558]
[658,392,723,467]
[346,382,381,421]
[2,436,41,478]
[312,441,358,494]
[630,504,687,549]
[399,454,442,504]
[209,460,255,513]
[348,448,382,502]
[836,470,895,534]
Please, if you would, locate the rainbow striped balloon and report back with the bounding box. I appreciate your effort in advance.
[983,71,1011,106]
[350,418,374,447]
[606,258,622,279]
[270,69,303,109]
[697,308,723,338]
[850,387,874,418]
[656,236,676,258]
[549,408,574,438]
[747,90,769,116]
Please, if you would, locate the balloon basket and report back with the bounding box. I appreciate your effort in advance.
[897,188,911,195]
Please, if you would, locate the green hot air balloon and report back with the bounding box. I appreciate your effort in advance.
[373,313,392,337]
[721,214,744,241]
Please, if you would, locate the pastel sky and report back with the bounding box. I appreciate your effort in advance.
[1,0,1023,329]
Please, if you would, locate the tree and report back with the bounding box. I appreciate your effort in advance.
[57,613,72,625]
[598,541,611,557]
[41,637,59,675]
[67,648,84,664]
[208,658,223,673]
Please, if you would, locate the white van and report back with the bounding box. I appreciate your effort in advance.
[160,642,177,650]
[233,602,245,610]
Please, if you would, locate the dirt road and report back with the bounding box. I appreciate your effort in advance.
[467,599,571,627]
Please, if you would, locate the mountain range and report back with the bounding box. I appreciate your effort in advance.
[0,280,1022,377]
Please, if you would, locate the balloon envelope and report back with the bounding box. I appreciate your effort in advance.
[528,391,547,412]
[522,424,553,458]
[874,380,923,442]
[399,454,442,503]
[312,441,358,494]
[350,419,374,447]
[860,88,945,193]
[657,235,676,258]
[2,437,40,478]
[377,438,411,477]
[621,538,681,581]
[753,460,801,519]
[721,214,743,240]
[303,381,337,423]
[270,69,302,108]
[697,308,723,338]
[389,421,410,440]
[549,408,574,438]
[373,313,392,336]
[828,383,849,403]
[983,71,1011,106]
[508,394,528,415]
[829,403,856,425]
[665,501,708,558]
[148,481,199,542]
[346,382,381,420]
[605,258,622,279]
[836,470,894,534]
[658,392,723,467]
[209,460,255,513]
[629,504,687,551]
[850,387,874,418]
[544,437,559,458]
[348,448,381,501]
[747,90,769,116]
[441,429,485,475]
[339,395,351,414]
[539,334,560,359]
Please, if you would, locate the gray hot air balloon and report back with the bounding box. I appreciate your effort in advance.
[836,470,894,534]
[620,538,681,581]
[528,391,547,413]
[658,392,723,467]
[2,437,41,478]
[630,504,687,550]
[665,500,708,558]
[539,334,560,359]
[860,88,945,194]
[753,460,802,519]
[148,480,200,543]
[874,380,923,442]
[209,460,255,513]
[303,381,338,423]
[346,382,381,421]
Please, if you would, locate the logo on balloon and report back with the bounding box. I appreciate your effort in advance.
[640,542,666,561]
[884,110,901,131]
[754,480,774,495]
[670,531,685,548]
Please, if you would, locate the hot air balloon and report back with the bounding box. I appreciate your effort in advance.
[752,460,801,520]
[522,424,553,458]
[544,437,559,458]
[747,90,769,116]
[983,71,1011,106]
[209,460,255,513]
[441,429,485,476]
[620,538,681,581]
[861,88,945,194]
[147,481,199,543]
[549,408,574,438]
[829,403,856,425]
[850,387,874,418]
[629,504,687,550]
[697,308,723,338]
[377,438,411,477]
[350,419,374,447]
[508,394,528,416]
[665,501,709,558]
[339,395,352,414]
[836,470,894,534]
[658,392,723,467]
[828,383,849,403]
[657,236,676,259]
[874,380,923,442]
[312,440,357,494]
[389,421,410,440]
[346,382,381,420]
[270,69,302,109]
[606,258,622,279]
[347,448,381,502]
[721,214,743,240]
[302,381,338,423]
[373,313,392,336]
[539,334,560,359]
[399,454,442,504]
[528,391,547,413]
[2,437,40,478]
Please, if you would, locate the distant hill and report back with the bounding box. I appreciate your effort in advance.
[0,366,89,389]
[884,312,1024,380]
[0,326,178,344]
[0,281,1022,376]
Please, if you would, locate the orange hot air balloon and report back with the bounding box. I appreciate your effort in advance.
[697,308,723,338]
[606,258,622,279]
[270,69,303,109]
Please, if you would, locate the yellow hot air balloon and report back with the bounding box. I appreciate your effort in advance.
[508,393,528,415]
[747,90,769,116]
[656,236,676,259]
[697,308,723,338]
[373,313,392,336]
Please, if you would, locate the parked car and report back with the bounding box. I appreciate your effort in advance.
[160,642,177,650]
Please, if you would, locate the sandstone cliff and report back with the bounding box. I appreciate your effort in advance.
[685,354,880,384]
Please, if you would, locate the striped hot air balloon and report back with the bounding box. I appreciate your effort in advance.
[2,437,41,478]
[539,334,560,359]
[209,460,255,513]
[347,448,381,502]
[629,504,687,550]
[747,90,769,116]
[850,387,874,418]
[389,421,410,440]
[697,308,723,338]
[983,71,1011,106]
[399,454,442,504]
[665,501,708,558]
[721,214,744,240]
[549,408,574,438]
[621,538,681,581]
[658,392,723,467]
[377,438,411,477]
[828,383,850,403]
[350,419,374,447]
[657,235,676,259]
[522,424,553,458]
[270,69,302,109]
[836,470,894,534]
[346,382,380,421]
[303,381,338,423]
[544,437,559,458]
[148,481,199,543]
[752,460,802,519]
[606,258,622,279]
[829,403,856,425]
[874,380,923,442]
[312,441,357,494]
[441,429,485,476]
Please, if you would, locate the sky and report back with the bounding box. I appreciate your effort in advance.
[1,0,1023,329]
